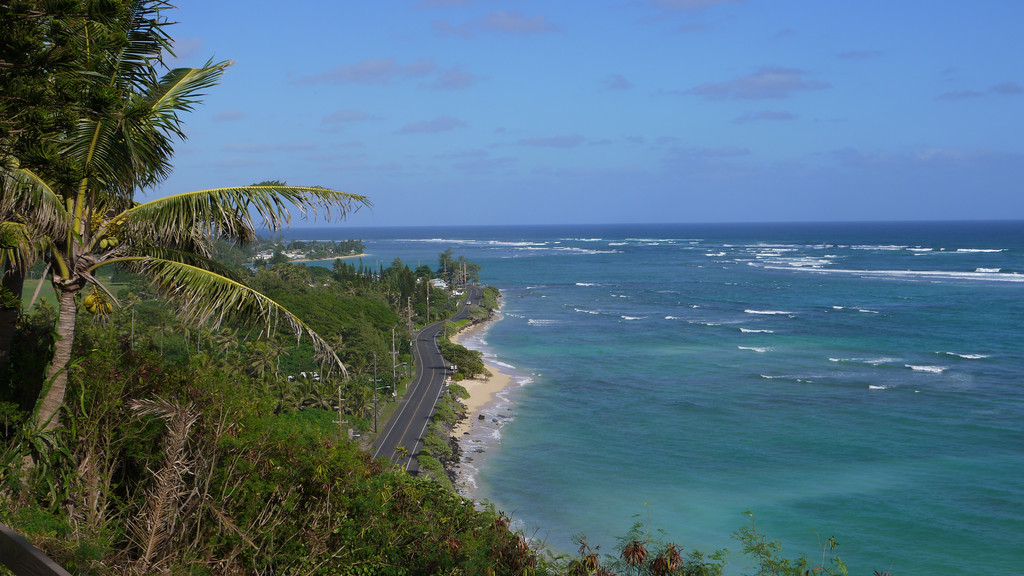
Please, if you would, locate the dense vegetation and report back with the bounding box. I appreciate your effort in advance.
[1,2,885,574]
[1,253,861,576]
[248,238,366,265]
[1,248,536,575]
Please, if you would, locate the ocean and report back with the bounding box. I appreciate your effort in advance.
[291,222,1024,575]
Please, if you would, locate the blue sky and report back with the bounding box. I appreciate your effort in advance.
[152,0,1024,227]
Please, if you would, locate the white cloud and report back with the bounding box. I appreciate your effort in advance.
[653,0,742,11]
[398,115,468,134]
[517,134,587,148]
[604,74,633,91]
[434,11,559,38]
[481,11,558,34]
[322,110,383,124]
[416,0,472,7]
[734,110,798,123]
[295,58,436,85]
[421,66,479,90]
[686,67,830,100]
[222,141,318,153]
[670,145,751,158]
[837,50,882,60]
[433,20,473,38]
[990,82,1022,95]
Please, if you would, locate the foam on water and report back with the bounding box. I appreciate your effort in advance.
[762,265,1024,283]
[906,364,947,373]
[829,356,899,365]
[850,244,908,251]
[527,318,560,326]
[323,221,1024,575]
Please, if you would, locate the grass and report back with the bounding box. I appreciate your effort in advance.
[22,274,131,312]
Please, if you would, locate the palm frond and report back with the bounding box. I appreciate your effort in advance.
[129,394,198,573]
[0,222,34,271]
[113,246,246,283]
[0,166,69,235]
[104,62,232,189]
[110,0,175,92]
[60,10,219,199]
[145,61,231,142]
[63,116,137,199]
[129,257,347,376]
[123,186,370,246]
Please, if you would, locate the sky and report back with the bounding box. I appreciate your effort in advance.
[151,0,1024,227]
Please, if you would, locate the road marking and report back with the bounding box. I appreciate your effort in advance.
[371,287,482,468]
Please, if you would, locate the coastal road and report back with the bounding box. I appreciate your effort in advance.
[372,285,482,473]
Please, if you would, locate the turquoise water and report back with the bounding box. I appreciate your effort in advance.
[294,222,1024,575]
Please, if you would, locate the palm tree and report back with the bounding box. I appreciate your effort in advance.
[9,2,369,431]
[244,341,276,382]
[33,183,367,431]
[212,328,238,357]
[0,165,67,372]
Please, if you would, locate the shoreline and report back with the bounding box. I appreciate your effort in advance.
[289,252,368,263]
[451,319,512,437]
[448,310,517,498]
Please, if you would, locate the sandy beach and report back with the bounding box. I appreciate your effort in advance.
[290,252,367,263]
[448,314,520,497]
[450,320,513,437]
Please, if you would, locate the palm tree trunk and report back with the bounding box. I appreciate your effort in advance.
[36,287,78,430]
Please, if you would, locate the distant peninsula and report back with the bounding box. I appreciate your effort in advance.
[249,238,366,264]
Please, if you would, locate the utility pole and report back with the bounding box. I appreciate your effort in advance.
[337,386,350,439]
[373,353,378,433]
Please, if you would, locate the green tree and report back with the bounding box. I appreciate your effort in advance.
[436,248,480,287]
[6,2,369,432]
[437,248,456,286]
[1,147,69,376]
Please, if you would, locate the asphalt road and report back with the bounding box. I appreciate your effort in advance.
[372,285,482,472]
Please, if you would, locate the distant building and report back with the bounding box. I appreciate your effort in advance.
[253,249,306,262]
